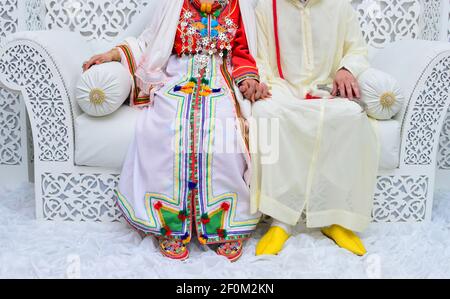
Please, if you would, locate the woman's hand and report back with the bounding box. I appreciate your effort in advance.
[82,48,121,72]
[332,68,361,100]
[239,79,271,103]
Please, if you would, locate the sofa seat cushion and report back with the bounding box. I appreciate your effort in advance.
[376,119,401,170]
[75,106,141,170]
[75,107,401,170]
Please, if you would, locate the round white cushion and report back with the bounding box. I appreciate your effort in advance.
[358,68,404,120]
[76,62,132,117]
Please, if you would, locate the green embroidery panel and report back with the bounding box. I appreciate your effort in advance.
[160,208,184,232]
[205,210,224,235]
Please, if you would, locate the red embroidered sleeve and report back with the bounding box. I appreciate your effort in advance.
[232,13,259,85]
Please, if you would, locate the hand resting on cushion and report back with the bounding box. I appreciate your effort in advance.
[83,47,270,102]
[83,48,122,72]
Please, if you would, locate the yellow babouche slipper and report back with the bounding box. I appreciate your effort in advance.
[321,224,367,256]
[256,226,290,256]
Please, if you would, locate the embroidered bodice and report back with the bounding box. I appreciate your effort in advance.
[176,0,238,57]
[173,0,259,83]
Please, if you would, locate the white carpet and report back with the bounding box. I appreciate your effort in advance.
[0,182,449,279]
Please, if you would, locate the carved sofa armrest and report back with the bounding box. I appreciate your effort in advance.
[370,40,450,168]
[0,30,92,165]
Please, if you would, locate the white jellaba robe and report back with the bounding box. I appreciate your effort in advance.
[250,0,380,232]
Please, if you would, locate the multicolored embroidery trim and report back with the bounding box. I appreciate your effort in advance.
[117,44,150,106]
[220,57,250,153]
[233,65,259,85]
[116,56,258,245]
[234,73,260,85]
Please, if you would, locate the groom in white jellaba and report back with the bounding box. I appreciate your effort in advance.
[250,0,379,256]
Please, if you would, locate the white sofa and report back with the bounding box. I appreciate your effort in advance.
[0,0,449,223]
[75,101,403,171]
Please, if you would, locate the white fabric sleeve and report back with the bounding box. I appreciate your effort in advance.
[338,2,370,78]
[255,1,275,84]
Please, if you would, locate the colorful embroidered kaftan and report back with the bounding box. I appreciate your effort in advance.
[116,0,261,245]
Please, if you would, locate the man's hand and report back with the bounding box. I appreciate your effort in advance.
[332,68,361,100]
[239,79,271,103]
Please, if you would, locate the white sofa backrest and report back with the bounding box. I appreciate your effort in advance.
[43,0,154,52]
[354,0,438,46]
[43,0,446,49]
[1,0,448,48]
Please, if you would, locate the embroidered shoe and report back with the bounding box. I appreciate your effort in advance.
[158,238,189,261]
[216,240,244,262]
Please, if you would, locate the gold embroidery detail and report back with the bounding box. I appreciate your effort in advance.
[380,92,396,108]
[89,88,106,105]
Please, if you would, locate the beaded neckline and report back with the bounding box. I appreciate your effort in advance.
[191,0,229,13]
[180,0,237,77]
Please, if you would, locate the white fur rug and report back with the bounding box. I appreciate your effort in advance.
[0,182,449,278]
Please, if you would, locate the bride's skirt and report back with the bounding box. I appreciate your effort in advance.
[117,55,260,244]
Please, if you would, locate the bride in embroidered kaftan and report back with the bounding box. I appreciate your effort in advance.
[84,0,262,261]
